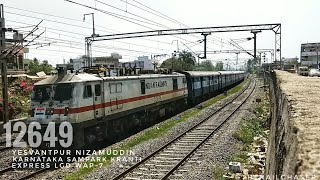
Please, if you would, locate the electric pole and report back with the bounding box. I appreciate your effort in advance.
[0,4,9,127]
[84,13,96,67]
[201,32,211,61]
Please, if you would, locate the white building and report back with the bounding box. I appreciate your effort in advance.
[70,53,122,71]
[121,56,157,71]
[300,43,320,68]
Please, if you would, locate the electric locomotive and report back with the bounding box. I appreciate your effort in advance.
[26,69,245,149]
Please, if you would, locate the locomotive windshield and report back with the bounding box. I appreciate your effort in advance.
[53,83,73,101]
[32,85,52,101]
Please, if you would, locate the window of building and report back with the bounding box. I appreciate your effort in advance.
[84,85,92,98]
[141,80,145,94]
[95,84,101,96]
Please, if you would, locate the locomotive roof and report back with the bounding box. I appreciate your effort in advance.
[218,71,245,74]
[34,72,185,85]
[102,72,184,80]
[35,73,102,85]
[184,71,220,76]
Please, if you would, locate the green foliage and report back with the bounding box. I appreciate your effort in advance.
[233,103,268,144]
[212,166,228,180]
[231,151,248,163]
[215,61,224,71]
[28,58,53,75]
[247,58,259,73]
[160,51,196,71]
[195,60,215,71]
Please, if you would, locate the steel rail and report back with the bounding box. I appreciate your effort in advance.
[161,79,256,179]
[113,78,253,180]
[18,168,47,180]
[0,165,47,180]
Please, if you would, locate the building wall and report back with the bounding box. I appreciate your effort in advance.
[300,43,320,68]
[121,56,156,71]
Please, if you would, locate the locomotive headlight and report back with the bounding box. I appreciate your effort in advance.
[45,108,54,115]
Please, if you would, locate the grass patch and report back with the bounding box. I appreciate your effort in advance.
[231,150,248,163]
[231,100,269,164]
[65,81,249,180]
[212,166,228,180]
[233,117,265,144]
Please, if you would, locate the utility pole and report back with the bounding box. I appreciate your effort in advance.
[83,13,96,67]
[251,30,261,59]
[0,4,9,127]
[251,30,261,72]
[201,32,211,61]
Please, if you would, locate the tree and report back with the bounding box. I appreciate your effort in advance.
[215,61,224,71]
[178,50,196,66]
[195,60,215,71]
[247,58,259,73]
[28,59,53,75]
[160,51,196,71]
[33,57,38,64]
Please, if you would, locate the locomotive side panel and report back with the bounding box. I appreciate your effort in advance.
[101,75,187,121]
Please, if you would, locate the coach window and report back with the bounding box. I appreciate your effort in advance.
[95,84,101,96]
[173,78,178,90]
[140,80,146,94]
[83,85,92,98]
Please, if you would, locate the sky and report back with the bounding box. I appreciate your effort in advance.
[2,0,320,67]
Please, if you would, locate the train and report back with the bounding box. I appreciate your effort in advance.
[26,70,245,149]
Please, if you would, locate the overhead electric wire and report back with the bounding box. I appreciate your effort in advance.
[7,20,173,50]
[126,0,240,50]
[64,0,162,30]
[6,11,116,34]
[22,30,172,53]
[23,32,171,56]
[17,28,170,52]
[6,19,172,45]
[7,3,207,54]
[64,0,209,50]
[6,5,118,33]
[95,0,169,29]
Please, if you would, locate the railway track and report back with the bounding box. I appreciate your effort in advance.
[113,78,256,180]
[0,138,16,151]
[0,166,46,180]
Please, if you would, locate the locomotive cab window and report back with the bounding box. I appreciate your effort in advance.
[83,85,92,98]
[140,80,146,94]
[95,84,101,96]
[54,84,73,101]
[173,78,178,90]
[32,85,52,101]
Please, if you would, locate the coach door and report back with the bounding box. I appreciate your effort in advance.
[109,82,123,111]
[93,82,103,119]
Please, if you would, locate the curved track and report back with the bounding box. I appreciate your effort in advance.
[113,78,256,180]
